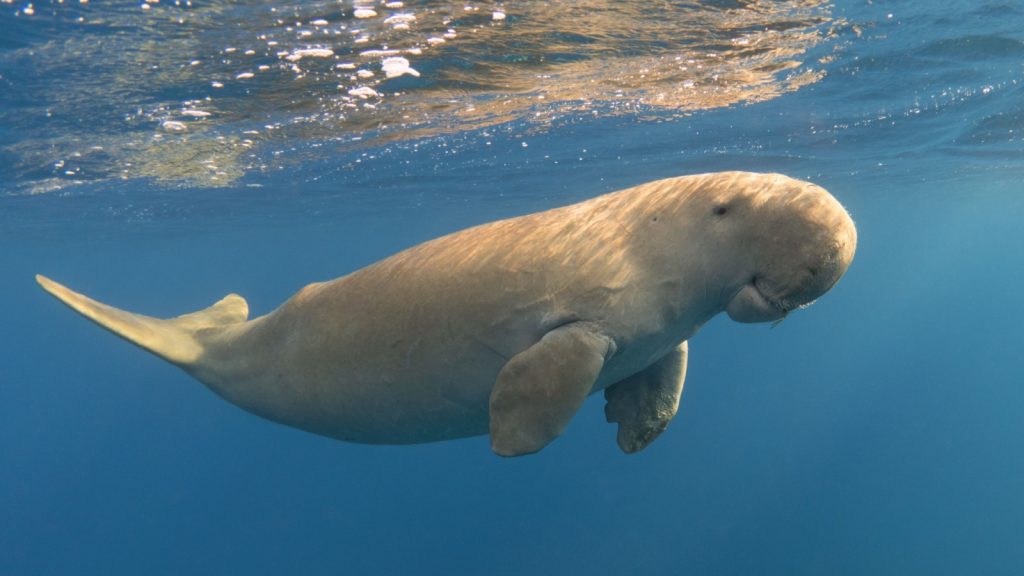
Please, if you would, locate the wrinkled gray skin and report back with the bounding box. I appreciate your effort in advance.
[37,172,857,457]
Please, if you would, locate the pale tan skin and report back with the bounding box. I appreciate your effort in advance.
[37,171,857,456]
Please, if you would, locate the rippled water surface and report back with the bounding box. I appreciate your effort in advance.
[2,1,1024,575]
[1,0,840,192]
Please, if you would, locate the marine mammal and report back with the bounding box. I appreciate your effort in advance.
[37,171,857,456]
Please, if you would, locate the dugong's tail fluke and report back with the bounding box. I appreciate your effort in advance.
[35,274,248,367]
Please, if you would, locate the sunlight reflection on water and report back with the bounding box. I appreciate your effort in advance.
[0,0,835,191]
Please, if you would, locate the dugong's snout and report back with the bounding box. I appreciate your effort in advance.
[725,178,857,324]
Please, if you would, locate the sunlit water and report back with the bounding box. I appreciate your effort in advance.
[2,1,1023,575]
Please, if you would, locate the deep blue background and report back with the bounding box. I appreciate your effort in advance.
[3,1,1024,574]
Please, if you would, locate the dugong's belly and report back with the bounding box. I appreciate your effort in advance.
[224,318,678,445]
[211,286,555,444]
[298,340,510,444]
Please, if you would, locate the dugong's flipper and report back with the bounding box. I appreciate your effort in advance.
[489,323,615,457]
[604,341,688,454]
[35,275,248,367]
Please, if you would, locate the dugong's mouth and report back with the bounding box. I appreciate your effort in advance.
[726,278,805,324]
[752,278,795,314]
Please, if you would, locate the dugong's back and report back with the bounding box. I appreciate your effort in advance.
[194,191,636,443]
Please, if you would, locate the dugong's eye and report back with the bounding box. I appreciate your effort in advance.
[712,204,729,217]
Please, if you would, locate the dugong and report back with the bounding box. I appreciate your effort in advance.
[37,172,856,456]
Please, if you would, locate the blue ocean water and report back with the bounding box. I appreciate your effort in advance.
[2,1,1023,574]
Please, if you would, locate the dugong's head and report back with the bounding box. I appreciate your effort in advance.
[690,172,857,323]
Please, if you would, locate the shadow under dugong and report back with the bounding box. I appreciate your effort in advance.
[37,171,857,457]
